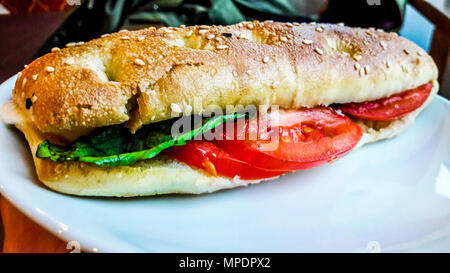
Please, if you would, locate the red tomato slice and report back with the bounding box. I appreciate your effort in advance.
[340,82,433,121]
[215,107,363,171]
[163,141,286,180]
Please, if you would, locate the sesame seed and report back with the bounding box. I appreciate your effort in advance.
[315,26,324,32]
[286,23,293,27]
[199,29,209,35]
[354,63,360,70]
[31,95,37,103]
[365,30,376,37]
[403,49,410,55]
[310,22,316,25]
[401,64,408,72]
[101,33,110,37]
[134,58,145,66]
[352,54,362,61]
[363,65,370,75]
[385,61,391,68]
[51,47,60,52]
[185,31,193,37]
[22,78,27,87]
[171,103,182,113]
[216,45,228,50]
[293,22,300,26]
[119,29,128,32]
[380,41,387,50]
[64,58,75,65]
[302,39,313,45]
[271,81,280,88]
[417,51,424,56]
[215,37,223,42]
[263,57,270,63]
[206,33,215,40]
[17,72,22,78]
[138,36,146,41]
[358,69,364,77]
[265,20,274,23]
[32,74,38,80]
[199,25,210,29]
[180,25,186,28]
[280,36,287,42]
[203,159,217,176]
[246,70,252,75]
[66,42,76,47]
[314,47,324,55]
[163,29,173,33]
[76,41,84,45]
[120,36,130,40]
[337,22,345,26]
[45,66,55,72]
[247,23,254,29]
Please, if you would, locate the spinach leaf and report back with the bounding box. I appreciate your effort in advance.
[36,113,243,166]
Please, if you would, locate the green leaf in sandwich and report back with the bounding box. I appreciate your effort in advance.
[36,113,244,166]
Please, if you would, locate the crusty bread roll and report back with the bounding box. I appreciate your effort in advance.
[12,21,437,137]
[0,81,438,196]
[1,21,439,197]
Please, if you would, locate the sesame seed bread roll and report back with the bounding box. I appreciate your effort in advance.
[0,80,439,196]
[0,21,440,197]
[11,21,437,139]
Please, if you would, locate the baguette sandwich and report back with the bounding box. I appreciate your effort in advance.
[0,21,439,197]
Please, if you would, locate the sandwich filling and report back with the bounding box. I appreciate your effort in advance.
[32,82,434,180]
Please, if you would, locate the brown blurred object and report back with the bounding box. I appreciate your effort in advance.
[0,195,68,253]
[1,0,69,14]
[409,0,450,98]
[0,12,67,83]
[0,0,78,83]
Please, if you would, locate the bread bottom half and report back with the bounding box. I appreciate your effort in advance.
[3,81,438,197]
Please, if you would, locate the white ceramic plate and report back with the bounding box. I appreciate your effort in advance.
[1,74,450,253]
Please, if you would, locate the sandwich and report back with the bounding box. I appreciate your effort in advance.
[0,21,438,197]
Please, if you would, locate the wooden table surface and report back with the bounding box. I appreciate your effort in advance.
[0,195,68,253]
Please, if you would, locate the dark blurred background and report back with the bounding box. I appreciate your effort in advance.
[0,0,412,82]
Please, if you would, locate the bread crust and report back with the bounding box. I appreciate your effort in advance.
[13,21,438,136]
